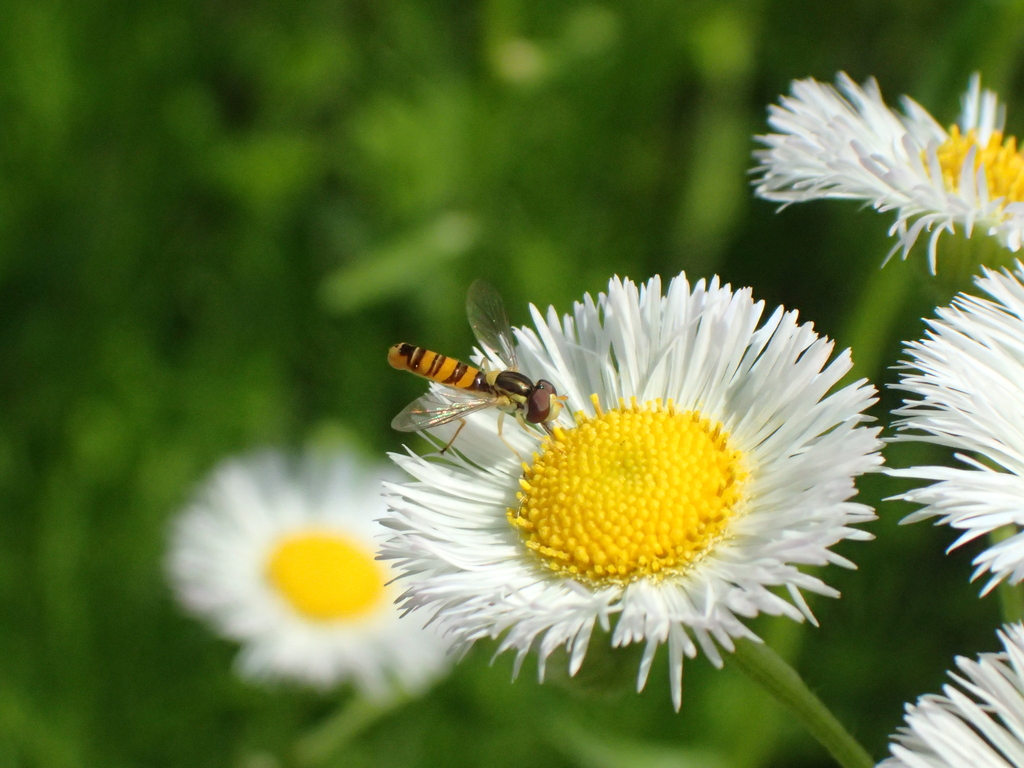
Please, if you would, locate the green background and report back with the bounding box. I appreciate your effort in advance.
[1,0,1020,765]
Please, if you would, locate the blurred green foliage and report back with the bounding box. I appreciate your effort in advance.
[1,0,1023,765]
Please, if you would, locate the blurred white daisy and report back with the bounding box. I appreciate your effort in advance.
[891,262,1024,594]
[168,450,451,700]
[880,623,1024,768]
[381,273,882,710]
[754,72,1024,272]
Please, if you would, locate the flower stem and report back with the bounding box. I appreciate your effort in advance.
[293,693,408,766]
[840,258,914,386]
[729,638,874,768]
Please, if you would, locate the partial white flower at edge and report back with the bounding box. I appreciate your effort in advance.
[754,72,1024,272]
[167,450,452,701]
[381,273,882,710]
[891,262,1024,594]
[881,623,1024,768]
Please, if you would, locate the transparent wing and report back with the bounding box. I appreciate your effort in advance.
[466,279,518,370]
[391,388,497,432]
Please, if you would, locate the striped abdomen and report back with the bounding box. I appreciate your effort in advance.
[388,343,488,390]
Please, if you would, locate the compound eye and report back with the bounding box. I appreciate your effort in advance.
[526,380,557,424]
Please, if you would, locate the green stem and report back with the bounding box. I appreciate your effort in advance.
[840,258,913,386]
[293,693,408,766]
[729,638,874,768]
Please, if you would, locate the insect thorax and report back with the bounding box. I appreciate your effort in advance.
[492,370,535,399]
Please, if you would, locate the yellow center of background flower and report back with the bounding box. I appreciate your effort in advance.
[509,397,746,583]
[936,126,1024,203]
[267,531,385,620]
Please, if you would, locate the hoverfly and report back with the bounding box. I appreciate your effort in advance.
[388,280,566,453]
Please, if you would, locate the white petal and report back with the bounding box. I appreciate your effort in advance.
[892,262,1024,591]
[754,72,1023,271]
[167,450,453,700]
[882,625,1024,768]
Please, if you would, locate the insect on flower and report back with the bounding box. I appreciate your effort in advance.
[380,273,883,711]
[388,279,566,453]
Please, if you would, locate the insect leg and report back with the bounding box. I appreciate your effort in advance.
[440,418,467,455]
[496,411,525,464]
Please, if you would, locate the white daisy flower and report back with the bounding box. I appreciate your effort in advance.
[880,623,1024,768]
[167,450,452,700]
[753,72,1024,272]
[891,262,1024,594]
[381,273,882,710]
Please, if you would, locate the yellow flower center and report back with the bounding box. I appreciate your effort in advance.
[935,126,1024,203]
[266,531,385,621]
[508,396,746,584]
